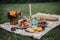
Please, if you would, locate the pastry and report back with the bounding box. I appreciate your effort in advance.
[26,28,35,33]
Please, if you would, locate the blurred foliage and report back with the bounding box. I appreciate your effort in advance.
[0,0,60,4]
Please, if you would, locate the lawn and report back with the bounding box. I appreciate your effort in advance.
[0,2,60,40]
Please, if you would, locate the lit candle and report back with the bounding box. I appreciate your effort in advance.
[29,4,31,16]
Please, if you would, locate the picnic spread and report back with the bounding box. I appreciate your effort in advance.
[0,10,60,39]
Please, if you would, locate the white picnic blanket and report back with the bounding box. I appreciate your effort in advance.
[0,13,60,39]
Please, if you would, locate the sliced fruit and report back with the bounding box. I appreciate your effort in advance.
[33,26,43,31]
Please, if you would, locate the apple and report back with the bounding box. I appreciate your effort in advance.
[24,24,28,27]
[20,21,24,23]
[20,19,27,24]
[18,24,22,27]
[23,22,28,27]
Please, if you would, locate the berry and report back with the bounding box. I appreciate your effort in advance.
[11,27,16,31]
[38,21,46,25]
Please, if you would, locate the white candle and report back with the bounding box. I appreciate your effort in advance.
[29,4,31,16]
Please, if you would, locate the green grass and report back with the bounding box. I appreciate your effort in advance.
[0,2,60,40]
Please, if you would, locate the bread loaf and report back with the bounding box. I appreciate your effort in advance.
[35,15,58,21]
